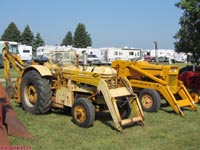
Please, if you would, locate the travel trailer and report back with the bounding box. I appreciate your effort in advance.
[98,47,142,64]
[18,44,32,61]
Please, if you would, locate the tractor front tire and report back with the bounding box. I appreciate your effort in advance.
[20,70,52,114]
[72,98,95,128]
[139,88,161,112]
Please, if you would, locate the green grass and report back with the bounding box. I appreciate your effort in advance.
[0,68,19,78]
[8,102,200,150]
[1,62,199,150]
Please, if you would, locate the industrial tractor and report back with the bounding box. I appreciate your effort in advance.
[112,60,197,116]
[2,42,144,132]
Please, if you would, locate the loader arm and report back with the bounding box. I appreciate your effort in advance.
[112,60,197,116]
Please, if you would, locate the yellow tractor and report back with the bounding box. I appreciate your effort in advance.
[112,60,197,116]
[2,42,144,132]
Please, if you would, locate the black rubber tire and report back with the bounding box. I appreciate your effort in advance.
[139,88,161,112]
[20,70,52,114]
[72,98,95,128]
[117,99,131,119]
[179,65,193,74]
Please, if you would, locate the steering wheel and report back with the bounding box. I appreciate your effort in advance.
[51,53,64,63]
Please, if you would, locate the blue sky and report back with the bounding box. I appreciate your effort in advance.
[0,0,182,49]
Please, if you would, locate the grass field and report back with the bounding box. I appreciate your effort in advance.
[9,102,200,150]
[1,62,199,150]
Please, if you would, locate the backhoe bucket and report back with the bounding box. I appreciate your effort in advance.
[0,104,10,146]
[0,83,32,142]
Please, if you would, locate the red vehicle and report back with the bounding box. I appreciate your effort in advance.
[178,65,200,103]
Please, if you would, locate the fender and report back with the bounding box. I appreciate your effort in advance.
[24,65,52,77]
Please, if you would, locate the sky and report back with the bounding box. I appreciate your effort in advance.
[0,0,182,49]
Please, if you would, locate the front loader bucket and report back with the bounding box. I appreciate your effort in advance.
[0,104,10,146]
[4,106,32,138]
[97,78,144,132]
[0,83,32,140]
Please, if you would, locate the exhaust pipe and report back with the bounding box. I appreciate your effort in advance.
[82,51,88,71]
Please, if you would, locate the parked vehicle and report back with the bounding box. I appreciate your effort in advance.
[18,44,32,61]
[87,54,101,65]
[3,42,144,132]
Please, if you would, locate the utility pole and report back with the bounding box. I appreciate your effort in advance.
[154,41,158,64]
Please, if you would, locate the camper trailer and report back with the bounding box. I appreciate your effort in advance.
[98,47,142,64]
[18,44,32,61]
[122,47,142,60]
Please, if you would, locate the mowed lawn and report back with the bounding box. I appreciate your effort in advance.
[1,63,199,150]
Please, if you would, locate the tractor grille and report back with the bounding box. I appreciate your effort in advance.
[168,75,177,86]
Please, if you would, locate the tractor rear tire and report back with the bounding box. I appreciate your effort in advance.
[20,70,52,114]
[139,88,161,112]
[72,98,95,128]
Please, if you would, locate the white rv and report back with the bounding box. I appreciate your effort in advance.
[18,44,32,61]
[98,47,143,64]
[122,48,142,60]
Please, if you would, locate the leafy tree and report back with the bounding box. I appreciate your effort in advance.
[1,22,21,42]
[61,31,73,46]
[174,0,200,62]
[32,33,45,55]
[73,23,92,48]
[20,25,34,46]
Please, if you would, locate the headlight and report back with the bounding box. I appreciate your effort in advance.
[169,68,177,73]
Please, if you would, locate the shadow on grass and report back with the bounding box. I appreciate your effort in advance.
[95,111,142,131]
[51,108,141,132]
[160,102,196,115]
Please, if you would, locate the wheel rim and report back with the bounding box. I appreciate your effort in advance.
[74,105,86,123]
[141,94,153,109]
[190,91,199,103]
[24,85,38,106]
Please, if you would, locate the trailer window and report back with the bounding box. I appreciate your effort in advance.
[129,52,134,55]
[23,50,30,53]
[114,51,118,55]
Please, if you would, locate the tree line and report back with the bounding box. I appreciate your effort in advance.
[2,0,200,61]
[0,22,92,54]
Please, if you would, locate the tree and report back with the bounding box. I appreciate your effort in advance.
[1,22,21,42]
[61,31,73,46]
[20,25,34,46]
[174,0,200,62]
[86,32,92,47]
[32,33,45,55]
[73,23,92,48]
